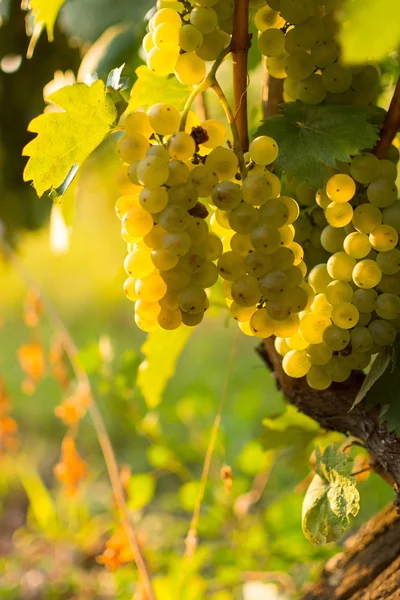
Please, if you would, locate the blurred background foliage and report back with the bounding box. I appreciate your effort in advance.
[0,1,397,599]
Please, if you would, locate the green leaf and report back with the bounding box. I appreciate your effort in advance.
[257,102,382,187]
[236,441,271,476]
[18,459,59,537]
[29,0,66,41]
[339,0,400,64]
[76,342,103,374]
[302,446,360,545]
[263,404,320,450]
[127,473,156,511]
[128,66,193,112]
[23,80,117,197]
[137,327,193,409]
[352,347,392,408]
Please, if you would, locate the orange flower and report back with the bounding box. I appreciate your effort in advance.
[54,436,86,495]
[55,386,91,426]
[23,291,43,328]
[18,343,45,384]
[97,526,134,570]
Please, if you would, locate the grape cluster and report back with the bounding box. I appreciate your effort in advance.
[142,1,233,85]
[256,0,379,107]
[274,150,400,389]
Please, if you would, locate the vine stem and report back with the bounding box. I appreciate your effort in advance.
[262,56,283,119]
[0,239,156,600]
[374,75,400,158]
[230,0,251,151]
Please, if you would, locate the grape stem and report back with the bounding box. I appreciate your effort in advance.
[0,237,157,600]
[374,75,400,158]
[262,57,283,119]
[230,0,251,152]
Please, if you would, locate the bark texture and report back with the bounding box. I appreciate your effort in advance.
[301,503,400,599]
[258,339,400,497]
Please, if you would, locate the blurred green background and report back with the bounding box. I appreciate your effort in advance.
[0,1,396,599]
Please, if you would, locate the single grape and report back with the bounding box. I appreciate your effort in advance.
[258,28,286,57]
[320,225,346,253]
[287,331,309,350]
[376,248,400,275]
[136,272,168,302]
[122,206,154,238]
[306,366,332,390]
[206,147,238,180]
[305,342,333,366]
[189,165,219,197]
[249,136,279,165]
[175,52,206,85]
[147,103,181,135]
[282,350,311,378]
[161,263,191,290]
[168,182,199,210]
[369,224,398,252]
[230,302,256,322]
[212,181,242,210]
[166,160,190,187]
[326,173,356,203]
[260,270,290,298]
[217,251,245,280]
[325,280,353,305]
[179,24,203,52]
[242,172,275,205]
[310,40,338,68]
[249,308,275,338]
[284,50,315,81]
[147,47,178,76]
[231,275,261,307]
[275,337,291,356]
[139,187,169,213]
[229,203,259,234]
[323,324,350,351]
[196,30,229,61]
[117,133,150,163]
[244,251,272,278]
[331,302,359,329]
[151,248,179,271]
[367,178,397,208]
[327,252,356,282]
[190,6,218,33]
[192,261,219,288]
[124,277,139,301]
[124,111,154,138]
[350,153,380,184]
[308,263,333,293]
[352,204,382,234]
[352,259,382,289]
[327,356,352,383]
[167,132,196,160]
[254,5,284,30]
[162,231,192,257]
[135,299,161,320]
[251,224,281,254]
[352,288,378,312]
[205,233,223,261]
[266,54,289,79]
[375,293,400,320]
[178,284,208,313]
[322,64,352,94]
[152,7,182,29]
[368,319,396,346]
[296,74,327,105]
[137,156,169,188]
[153,22,181,52]
[311,293,332,318]
[325,202,353,228]
[343,232,371,259]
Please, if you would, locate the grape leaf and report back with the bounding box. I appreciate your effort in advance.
[262,404,320,450]
[127,473,156,511]
[257,102,382,187]
[137,327,193,409]
[302,445,360,545]
[128,66,193,112]
[29,0,67,41]
[23,80,117,197]
[352,347,392,408]
[339,0,400,64]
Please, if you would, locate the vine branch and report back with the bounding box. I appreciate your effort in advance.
[374,75,400,158]
[262,57,283,119]
[0,239,156,600]
[230,0,251,151]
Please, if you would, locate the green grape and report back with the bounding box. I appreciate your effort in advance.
[279,196,300,223]
[249,136,279,166]
[183,247,206,270]
[166,160,190,187]
[124,247,154,278]
[167,132,196,160]
[292,16,325,48]
[219,16,234,34]
[325,202,353,228]
[139,187,168,213]
[296,74,327,105]
[352,65,379,94]
[124,276,139,301]
[135,272,168,302]
[258,28,286,57]
[181,310,205,326]
[151,248,179,271]
[186,217,209,243]
[327,252,356,282]
[124,111,154,138]
[162,231,192,257]
[282,350,311,378]
[293,215,312,243]
[368,319,396,346]
[242,172,274,205]
[157,307,182,330]
[266,53,289,79]
[326,174,356,203]
[147,47,178,76]
[352,204,382,234]
[229,203,259,234]
[343,231,371,259]
[378,159,397,181]
[177,284,208,313]
[376,249,400,274]
[143,224,167,249]
[117,133,150,163]
[217,251,245,280]
[153,22,181,52]
[189,165,219,197]
[271,246,295,271]
[344,350,371,371]
[273,313,301,337]
[152,7,182,28]
[382,201,400,233]
[323,324,350,351]
[305,342,332,366]
[205,233,223,261]
[249,308,275,338]
[375,293,400,320]
[200,119,227,149]
[275,337,291,356]
[331,302,359,329]
[135,299,161,320]
[283,76,298,101]
[369,224,398,252]
[310,40,338,68]
[352,288,378,312]
[311,293,332,318]
[300,313,331,344]
[320,225,346,253]
[168,182,198,210]
[179,24,203,51]
[286,264,304,287]
[287,331,309,350]
[213,0,235,20]
[279,0,314,24]
[244,251,272,277]
[267,299,292,320]
[147,103,181,135]
[251,224,281,254]
[367,178,397,208]
[352,259,382,289]
[192,261,219,288]
[284,28,301,54]
[378,273,400,294]
[230,302,256,322]
[206,147,238,180]
[387,144,400,163]
[327,356,352,383]
[190,6,218,33]
[137,156,169,188]
[284,51,315,81]
[286,285,309,312]
[350,327,373,353]
[254,5,284,30]
[195,0,218,7]
[322,64,352,94]
[231,275,261,306]
[196,30,228,61]
[259,198,289,228]
[349,153,380,184]
[306,365,332,390]
[122,206,154,238]
[260,270,290,298]
[230,233,253,257]
[264,171,281,197]
[175,52,206,85]
[214,208,230,229]
[161,263,191,290]
[212,181,242,210]
[308,263,333,293]
[326,280,353,305]
[296,182,317,207]
[159,206,189,232]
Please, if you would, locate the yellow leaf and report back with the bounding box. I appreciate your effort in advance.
[30,0,66,42]
[23,80,117,197]
[137,327,192,409]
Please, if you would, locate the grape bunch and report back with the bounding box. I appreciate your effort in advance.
[142,1,233,85]
[274,150,400,390]
[256,0,379,108]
